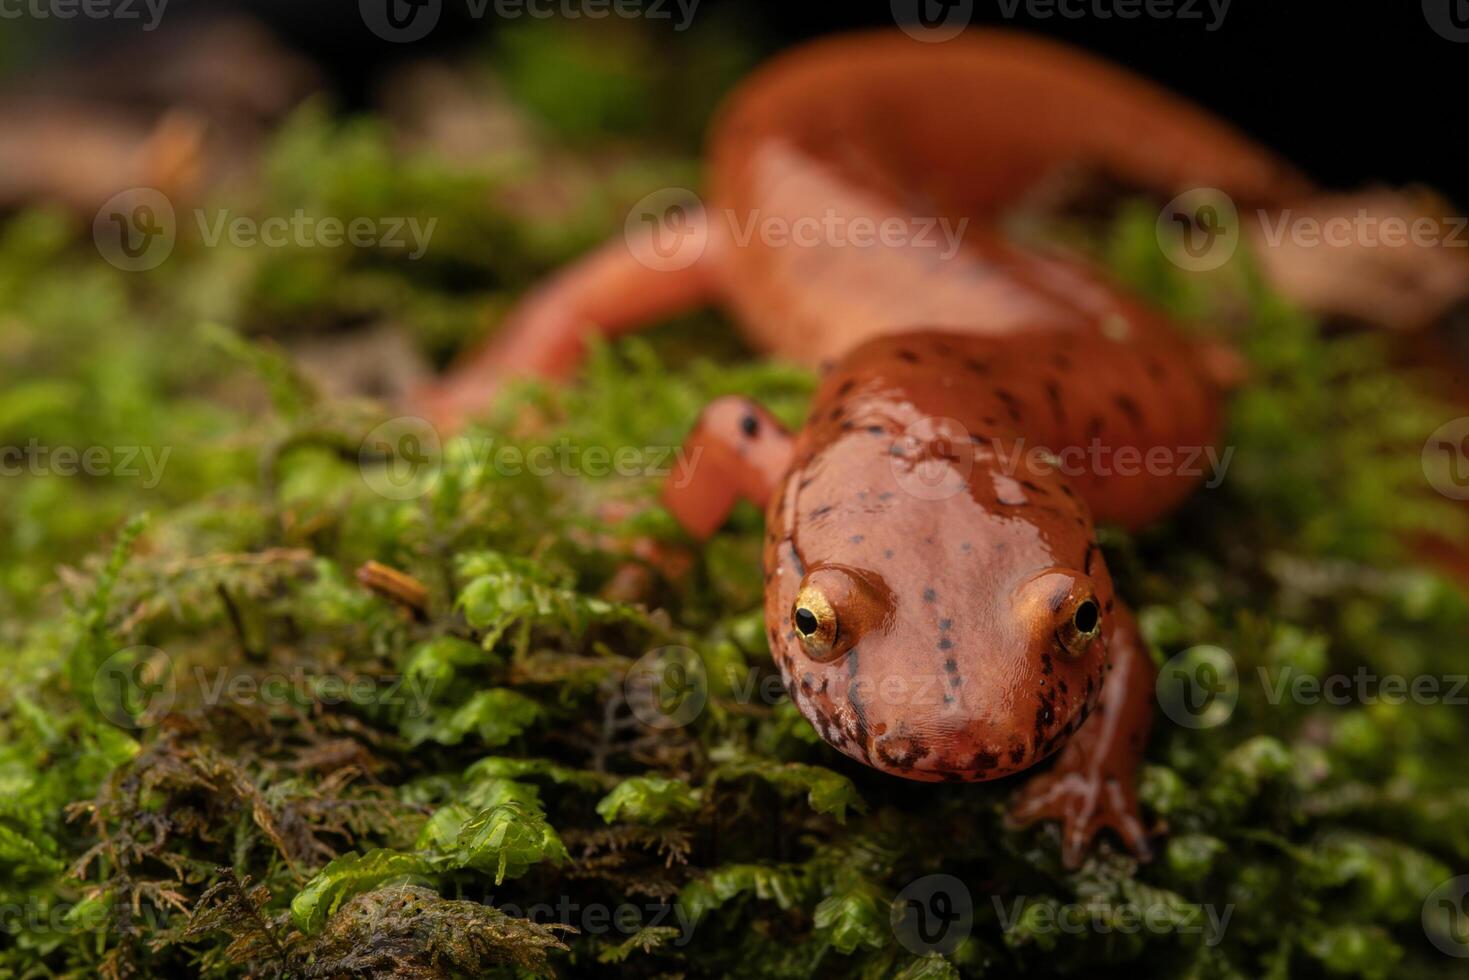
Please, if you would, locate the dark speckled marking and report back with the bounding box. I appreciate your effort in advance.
[1115,394,1144,428]
[938,637,953,650]
[883,548,895,559]
[964,357,990,375]
[938,618,952,631]
[849,534,865,543]
[897,349,919,364]
[1045,380,1066,425]
[995,388,1023,423]
[922,587,937,602]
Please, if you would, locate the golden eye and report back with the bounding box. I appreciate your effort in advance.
[1057,596,1102,657]
[792,585,841,661]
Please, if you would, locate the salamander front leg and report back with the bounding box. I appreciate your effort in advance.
[662,397,793,540]
[1008,603,1155,868]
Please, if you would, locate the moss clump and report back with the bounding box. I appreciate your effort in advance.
[1,19,1467,980]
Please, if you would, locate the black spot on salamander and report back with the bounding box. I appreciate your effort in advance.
[897,349,919,363]
[809,504,833,519]
[949,675,962,688]
[964,358,990,376]
[1009,744,1026,764]
[922,587,937,602]
[943,658,958,673]
[1020,480,1047,496]
[1052,352,1072,371]
[785,540,806,577]
[938,637,953,651]
[982,416,999,427]
[828,405,844,422]
[1059,483,1075,499]
[1104,597,1115,612]
[1086,414,1104,442]
[968,749,1000,775]
[1041,652,1054,675]
[837,378,856,396]
[841,420,857,431]
[741,413,760,438]
[1084,542,1099,574]
[878,492,895,502]
[849,534,865,544]
[866,425,884,435]
[960,541,972,553]
[801,673,816,693]
[994,388,1023,423]
[1115,394,1144,428]
[875,732,927,770]
[883,548,895,560]
[938,618,952,631]
[1058,679,1069,695]
[1045,380,1066,425]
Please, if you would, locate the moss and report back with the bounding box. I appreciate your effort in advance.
[1,17,1467,980]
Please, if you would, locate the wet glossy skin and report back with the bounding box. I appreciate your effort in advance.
[415,29,1367,863]
[762,329,1221,780]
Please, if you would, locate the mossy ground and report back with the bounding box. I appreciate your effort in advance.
[1,20,1467,980]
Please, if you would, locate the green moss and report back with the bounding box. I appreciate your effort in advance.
[1,19,1467,980]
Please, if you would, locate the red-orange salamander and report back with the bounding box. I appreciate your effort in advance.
[419,31,1469,866]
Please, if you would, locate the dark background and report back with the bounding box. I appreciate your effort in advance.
[7,0,1466,199]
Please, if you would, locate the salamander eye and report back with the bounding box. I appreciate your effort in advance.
[792,584,841,661]
[1057,595,1102,657]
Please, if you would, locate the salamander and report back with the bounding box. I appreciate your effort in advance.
[415,30,1469,866]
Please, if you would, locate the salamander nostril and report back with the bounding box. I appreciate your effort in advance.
[1073,599,1099,634]
[795,607,818,635]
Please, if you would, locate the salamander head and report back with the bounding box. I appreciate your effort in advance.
[767,439,1111,781]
